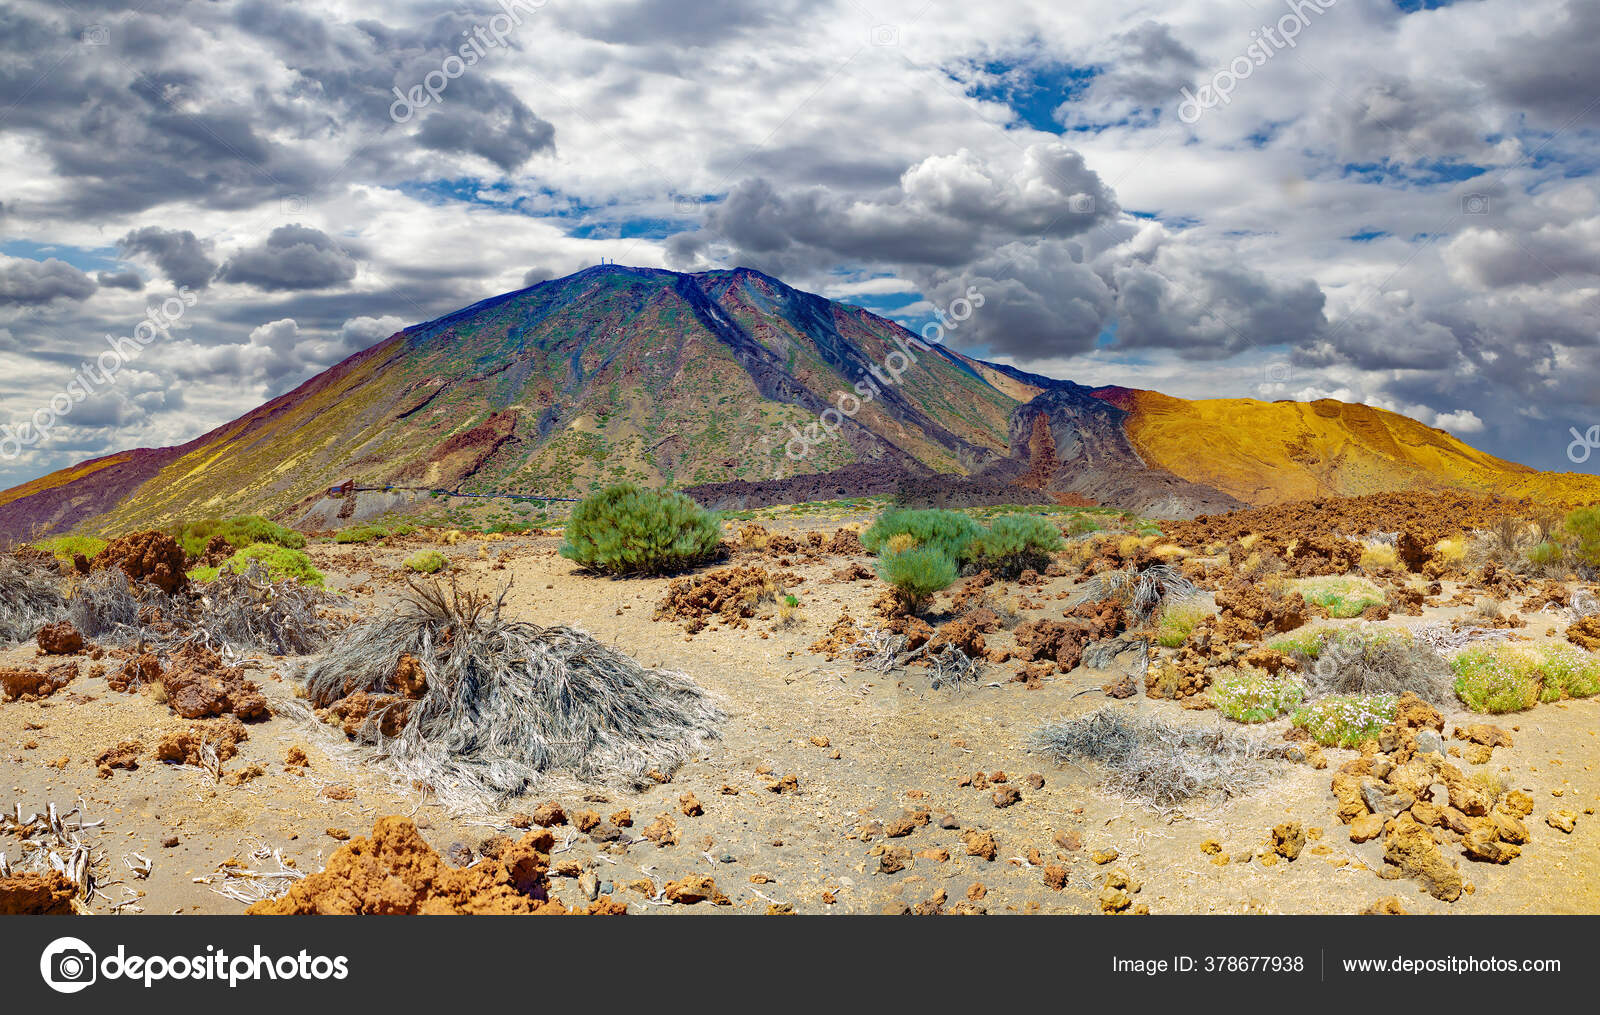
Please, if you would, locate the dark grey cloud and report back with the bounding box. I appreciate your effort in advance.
[1057,20,1203,127]
[1480,0,1600,129]
[414,104,555,172]
[218,225,359,291]
[117,227,217,289]
[94,268,144,290]
[0,1,557,219]
[557,0,806,47]
[522,266,554,287]
[0,256,97,305]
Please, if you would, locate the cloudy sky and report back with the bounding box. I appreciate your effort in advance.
[1,0,1597,489]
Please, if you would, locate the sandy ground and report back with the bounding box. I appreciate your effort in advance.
[3,520,1597,915]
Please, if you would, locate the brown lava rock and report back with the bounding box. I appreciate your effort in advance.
[35,621,85,655]
[91,530,188,594]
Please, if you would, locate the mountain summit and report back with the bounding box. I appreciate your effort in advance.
[1,264,1593,539]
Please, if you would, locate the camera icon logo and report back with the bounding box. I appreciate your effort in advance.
[673,195,702,216]
[869,24,899,47]
[1068,193,1096,215]
[1264,362,1292,385]
[40,937,97,993]
[1461,193,1489,215]
[82,25,110,46]
[281,194,309,215]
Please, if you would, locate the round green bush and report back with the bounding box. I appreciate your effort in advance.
[559,484,722,576]
[404,550,448,574]
[225,543,325,587]
[861,509,982,561]
[874,546,958,613]
[173,515,305,557]
[963,514,1062,578]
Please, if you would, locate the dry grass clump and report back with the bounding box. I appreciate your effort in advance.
[1076,563,1197,623]
[0,554,65,645]
[1293,576,1385,618]
[1027,708,1285,811]
[66,561,342,656]
[303,580,724,805]
[1286,624,1456,707]
[1154,600,1210,648]
[1358,541,1399,572]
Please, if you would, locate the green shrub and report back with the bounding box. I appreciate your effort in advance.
[404,550,448,574]
[1451,645,1541,713]
[1565,506,1600,566]
[963,514,1062,578]
[32,534,107,563]
[1293,576,1385,618]
[1210,670,1305,723]
[874,546,958,613]
[173,516,305,557]
[1538,643,1600,702]
[1156,600,1211,648]
[559,483,722,576]
[1064,514,1103,536]
[1266,625,1339,658]
[186,565,220,584]
[334,524,390,544]
[861,509,982,561]
[1526,540,1564,567]
[224,543,325,587]
[1290,694,1397,748]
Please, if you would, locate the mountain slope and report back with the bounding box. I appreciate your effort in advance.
[2,264,1595,542]
[1092,387,1600,505]
[0,266,1027,540]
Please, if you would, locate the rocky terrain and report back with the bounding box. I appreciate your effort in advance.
[2,493,1597,916]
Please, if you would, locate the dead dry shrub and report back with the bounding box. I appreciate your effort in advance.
[302,579,724,806]
[1028,708,1285,811]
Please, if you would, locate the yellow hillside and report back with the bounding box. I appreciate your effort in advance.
[1105,389,1600,507]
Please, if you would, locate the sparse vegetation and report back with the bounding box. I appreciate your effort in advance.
[1358,541,1398,572]
[1286,624,1456,707]
[31,534,107,564]
[1077,563,1198,622]
[1290,694,1397,748]
[1293,576,1385,618]
[405,550,448,574]
[875,546,958,613]
[302,579,725,803]
[1451,642,1600,712]
[1539,643,1600,701]
[861,508,982,562]
[173,516,305,557]
[225,543,325,587]
[1210,669,1305,723]
[1028,709,1285,810]
[559,484,722,576]
[335,524,393,544]
[1566,506,1600,567]
[0,554,65,644]
[1155,599,1211,648]
[962,514,1062,578]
